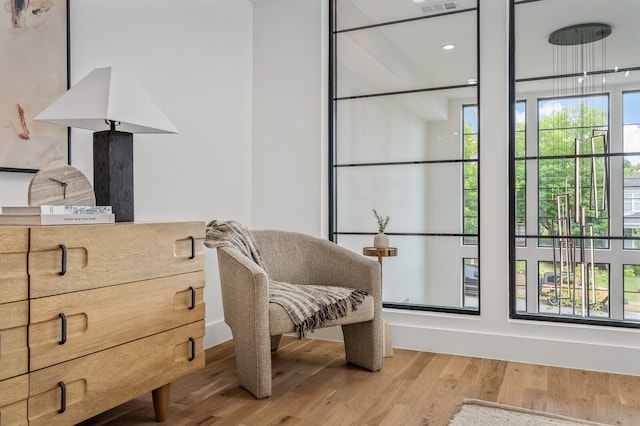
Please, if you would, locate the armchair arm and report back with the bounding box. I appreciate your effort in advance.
[216,246,270,331]
[216,246,273,398]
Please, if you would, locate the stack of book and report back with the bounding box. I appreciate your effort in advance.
[0,205,115,226]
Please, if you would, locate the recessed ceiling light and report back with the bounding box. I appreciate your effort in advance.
[413,0,427,3]
[442,44,456,50]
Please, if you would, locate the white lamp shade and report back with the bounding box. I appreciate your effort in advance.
[34,67,178,134]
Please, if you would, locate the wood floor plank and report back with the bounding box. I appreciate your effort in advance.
[497,362,548,409]
[410,355,473,425]
[78,336,640,425]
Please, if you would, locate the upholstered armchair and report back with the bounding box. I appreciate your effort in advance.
[216,230,383,399]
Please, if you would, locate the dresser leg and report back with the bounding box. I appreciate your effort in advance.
[152,383,171,421]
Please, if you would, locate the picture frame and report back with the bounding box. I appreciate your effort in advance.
[0,0,70,173]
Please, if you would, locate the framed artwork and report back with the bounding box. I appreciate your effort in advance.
[0,0,69,173]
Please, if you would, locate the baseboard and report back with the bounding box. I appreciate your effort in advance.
[204,319,232,349]
[203,315,640,376]
[387,322,640,376]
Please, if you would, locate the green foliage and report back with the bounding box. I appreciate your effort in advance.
[514,99,613,241]
[372,209,390,233]
[624,159,640,176]
[463,114,479,237]
[624,275,640,302]
[625,265,640,276]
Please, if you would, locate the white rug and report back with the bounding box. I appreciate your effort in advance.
[449,399,611,426]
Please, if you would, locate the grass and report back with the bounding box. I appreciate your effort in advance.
[624,275,640,302]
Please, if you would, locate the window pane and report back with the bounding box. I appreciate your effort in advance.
[515,260,527,312]
[515,101,526,156]
[537,96,610,248]
[512,0,640,326]
[538,96,608,156]
[538,261,610,318]
[463,105,478,244]
[463,258,479,308]
[624,93,640,250]
[463,159,478,244]
[624,265,640,320]
[515,101,527,246]
[336,87,476,164]
[337,234,477,308]
[623,91,640,127]
[332,1,479,313]
[336,163,472,235]
[336,11,477,97]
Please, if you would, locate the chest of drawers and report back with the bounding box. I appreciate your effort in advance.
[0,227,29,425]
[0,222,205,425]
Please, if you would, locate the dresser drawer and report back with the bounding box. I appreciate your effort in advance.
[0,227,28,303]
[28,320,205,426]
[0,301,28,380]
[28,222,205,297]
[29,272,205,370]
[0,374,28,425]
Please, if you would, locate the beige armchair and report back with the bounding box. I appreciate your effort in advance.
[216,230,383,399]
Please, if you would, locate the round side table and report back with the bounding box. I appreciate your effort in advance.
[362,247,398,265]
[362,246,398,357]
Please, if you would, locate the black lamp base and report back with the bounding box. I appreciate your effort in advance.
[93,129,134,222]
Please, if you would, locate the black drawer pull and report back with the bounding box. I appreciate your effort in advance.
[189,337,196,361]
[58,381,66,414]
[189,286,196,310]
[189,236,196,259]
[59,244,67,276]
[59,313,67,345]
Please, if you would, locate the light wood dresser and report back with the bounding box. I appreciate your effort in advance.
[0,222,206,425]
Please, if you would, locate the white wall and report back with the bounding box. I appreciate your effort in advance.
[251,0,327,236]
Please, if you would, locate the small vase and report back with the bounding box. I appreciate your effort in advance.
[374,232,389,249]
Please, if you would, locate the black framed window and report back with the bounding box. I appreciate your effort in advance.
[510,0,640,326]
[463,104,479,246]
[330,1,479,312]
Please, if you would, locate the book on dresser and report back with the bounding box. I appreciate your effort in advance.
[1,205,112,215]
[0,205,114,226]
[0,212,115,226]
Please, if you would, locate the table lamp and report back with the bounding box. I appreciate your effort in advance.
[34,67,178,222]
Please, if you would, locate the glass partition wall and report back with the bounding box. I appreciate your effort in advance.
[510,0,640,326]
[330,1,479,312]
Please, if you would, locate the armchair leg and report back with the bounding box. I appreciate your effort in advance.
[342,320,383,372]
[231,330,273,399]
[271,334,283,352]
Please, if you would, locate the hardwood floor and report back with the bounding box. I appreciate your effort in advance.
[78,337,640,425]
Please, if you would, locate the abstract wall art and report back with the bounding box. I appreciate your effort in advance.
[0,0,68,172]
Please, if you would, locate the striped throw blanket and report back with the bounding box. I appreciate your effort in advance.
[205,220,367,338]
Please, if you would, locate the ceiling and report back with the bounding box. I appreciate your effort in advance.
[336,0,477,31]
